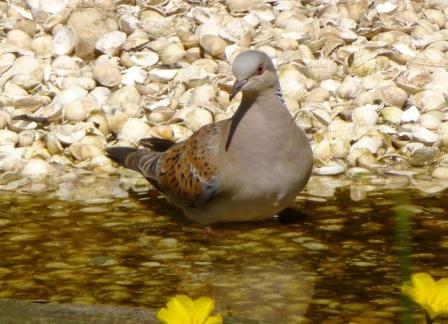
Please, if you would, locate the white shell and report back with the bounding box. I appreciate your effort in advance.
[95,31,127,55]
[401,106,420,123]
[117,118,152,143]
[52,26,77,56]
[21,159,54,181]
[314,164,345,176]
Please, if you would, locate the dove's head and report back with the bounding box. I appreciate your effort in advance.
[230,50,278,100]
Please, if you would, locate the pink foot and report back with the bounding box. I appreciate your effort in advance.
[204,225,221,237]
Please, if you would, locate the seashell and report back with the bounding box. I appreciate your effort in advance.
[148,68,178,81]
[279,69,307,102]
[160,43,186,65]
[6,29,32,49]
[183,108,213,132]
[191,85,216,106]
[88,112,109,136]
[305,59,337,81]
[351,135,384,154]
[18,130,35,147]
[92,61,122,88]
[412,90,446,112]
[52,26,77,56]
[226,0,255,13]
[89,87,111,107]
[314,164,345,176]
[95,31,127,55]
[150,125,173,140]
[381,106,403,124]
[21,159,54,181]
[0,130,19,145]
[336,77,361,99]
[402,142,437,166]
[0,53,16,74]
[119,14,140,35]
[117,118,152,143]
[107,85,142,111]
[122,67,147,86]
[69,143,103,161]
[170,124,193,141]
[423,9,446,28]
[46,133,63,155]
[376,86,408,108]
[1,56,43,89]
[305,87,330,103]
[63,98,98,122]
[0,111,10,129]
[178,30,199,49]
[200,35,227,59]
[52,55,81,77]
[411,126,439,144]
[184,47,202,63]
[52,123,88,145]
[107,110,129,133]
[401,106,420,123]
[122,29,150,51]
[53,86,88,108]
[352,105,379,127]
[192,59,218,74]
[432,167,448,180]
[129,50,159,68]
[420,112,442,130]
[61,77,96,90]
[146,108,174,124]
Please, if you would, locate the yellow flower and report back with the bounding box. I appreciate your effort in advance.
[401,272,448,320]
[157,295,223,324]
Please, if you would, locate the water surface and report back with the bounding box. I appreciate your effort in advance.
[0,174,447,323]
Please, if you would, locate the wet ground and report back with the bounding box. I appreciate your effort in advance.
[0,174,447,323]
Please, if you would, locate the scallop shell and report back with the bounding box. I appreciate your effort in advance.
[160,43,186,65]
[183,108,213,132]
[402,142,437,166]
[95,31,127,55]
[52,55,81,77]
[117,118,152,143]
[63,98,97,122]
[21,158,54,181]
[52,123,88,145]
[0,53,16,74]
[69,143,103,161]
[0,130,19,146]
[377,86,408,108]
[129,50,159,68]
[92,61,122,88]
[146,108,174,124]
[199,35,227,59]
[52,26,77,56]
[87,112,110,136]
[381,106,403,124]
[305,59,337,81]
[150,125,173,140]
[18,130,35,147]
[107,110,129,134]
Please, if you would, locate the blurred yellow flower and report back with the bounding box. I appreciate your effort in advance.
[401,272,448,320]
[156,294,223,324]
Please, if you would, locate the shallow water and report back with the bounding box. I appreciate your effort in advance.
[0,175,447,323]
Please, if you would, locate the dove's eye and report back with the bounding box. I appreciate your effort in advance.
[255,65,264,75]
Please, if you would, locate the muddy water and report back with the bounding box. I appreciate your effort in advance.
[0,175,447,323]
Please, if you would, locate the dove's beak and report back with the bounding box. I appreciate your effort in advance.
[230,79,248,100]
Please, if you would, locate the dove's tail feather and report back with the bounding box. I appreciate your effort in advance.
[106,147,141,172]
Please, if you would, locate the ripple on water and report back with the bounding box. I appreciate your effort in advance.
[0,183,446,322]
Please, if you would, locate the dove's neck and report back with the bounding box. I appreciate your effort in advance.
[226,85,302,151]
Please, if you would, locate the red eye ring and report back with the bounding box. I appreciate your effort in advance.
[256,65,264,75]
